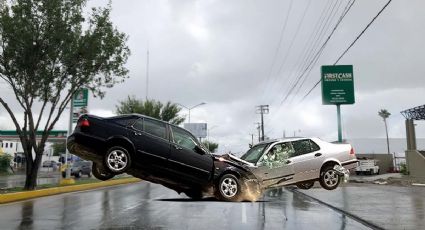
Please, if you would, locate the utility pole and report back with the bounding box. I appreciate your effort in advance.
[256,105,269,141]
[249,134,254,146]
[145,47,149,100]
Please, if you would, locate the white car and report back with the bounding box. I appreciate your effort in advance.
[237,137,358,190]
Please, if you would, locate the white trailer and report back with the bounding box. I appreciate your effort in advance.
[355,159,380,175]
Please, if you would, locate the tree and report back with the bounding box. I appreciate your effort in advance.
[378,109,391,155]
[51,142,66,156]
[0,0,130,190]
[116,96,185,125]
[202,140,219,153]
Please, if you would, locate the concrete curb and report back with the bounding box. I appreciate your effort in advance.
[0,177,141,204]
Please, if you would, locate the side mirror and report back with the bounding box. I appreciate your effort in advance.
[194,145,206,155]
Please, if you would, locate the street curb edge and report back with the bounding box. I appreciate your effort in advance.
[0,177,141,204]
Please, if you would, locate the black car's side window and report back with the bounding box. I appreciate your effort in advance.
[133,119,143,131]
[171,127,198,151]
[291,139,315,157]
[144,118,167,139]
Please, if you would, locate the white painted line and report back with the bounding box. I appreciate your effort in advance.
[241,203,247,223]
[412,183,425,186]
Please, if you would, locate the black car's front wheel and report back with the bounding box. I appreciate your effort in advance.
[92,162,114,181]
[216,174,242,202]
[104,146,131,174]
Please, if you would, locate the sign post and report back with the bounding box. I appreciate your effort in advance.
[62,88,89,184]
[321,65,355,142]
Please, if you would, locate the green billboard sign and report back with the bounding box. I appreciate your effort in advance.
[321,65,355,105]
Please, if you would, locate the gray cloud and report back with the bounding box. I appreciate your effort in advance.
[1,0,425,154]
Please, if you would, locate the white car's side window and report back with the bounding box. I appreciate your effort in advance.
[260,142,294,168]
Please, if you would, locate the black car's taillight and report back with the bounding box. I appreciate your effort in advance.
[78,118,90,128]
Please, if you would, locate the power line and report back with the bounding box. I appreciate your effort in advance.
[266,0,339,109]
[260,0,294,102]
[289,0,356,103]
[280,0,353,105]
[262,0,338,128]
[300,0,393,102]
[261,0,312,104]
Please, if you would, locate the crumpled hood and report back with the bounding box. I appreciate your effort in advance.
[214,154,255,167]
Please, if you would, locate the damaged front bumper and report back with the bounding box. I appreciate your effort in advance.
[333,165,350,183]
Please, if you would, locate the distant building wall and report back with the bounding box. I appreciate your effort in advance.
[356,153,394,174]
[406,150,425,182]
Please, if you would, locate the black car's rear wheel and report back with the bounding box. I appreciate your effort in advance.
[319,165,341,190]
[216,174,242,202]
[104,146,131,174]
[296,181,315,190]
[92,162,114,181]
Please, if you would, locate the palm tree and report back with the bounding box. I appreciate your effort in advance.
[116,96,185,125]
[378,109,391,154]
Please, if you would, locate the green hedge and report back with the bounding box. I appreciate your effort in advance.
[0,155,12,173]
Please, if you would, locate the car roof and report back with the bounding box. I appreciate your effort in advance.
[107,113,193,134]
[257,137,314,145]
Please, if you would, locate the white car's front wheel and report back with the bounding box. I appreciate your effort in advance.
[319,165,341,190]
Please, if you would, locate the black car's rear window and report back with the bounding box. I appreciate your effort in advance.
[113,117,137,127]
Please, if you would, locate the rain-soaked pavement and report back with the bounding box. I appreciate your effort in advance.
[298,184,425,230]
[0,182,372,230]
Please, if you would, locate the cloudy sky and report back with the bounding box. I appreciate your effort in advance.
[1,0,425,153]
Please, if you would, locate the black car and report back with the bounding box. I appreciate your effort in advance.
[67,114,260,201]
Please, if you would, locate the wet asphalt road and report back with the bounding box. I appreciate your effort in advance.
[0,182,370,230]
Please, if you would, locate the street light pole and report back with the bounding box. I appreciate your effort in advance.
[178,102,206,123]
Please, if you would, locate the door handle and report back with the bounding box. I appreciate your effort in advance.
[173,145,182,150]
[315,153,322,157]
[285,160,291,164]
[134,132,142,136]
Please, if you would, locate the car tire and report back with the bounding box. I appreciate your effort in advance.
[75,171,82,178]
[104,146,132,174]
[296,181,315,190]
[319,165,341,190]
[216,174,242,202]
[92,162,114,181]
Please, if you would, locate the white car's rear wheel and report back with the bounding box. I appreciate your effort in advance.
[319,165,341,190]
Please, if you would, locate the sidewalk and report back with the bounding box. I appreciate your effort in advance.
[349,173,419,186]
[295,183,425,230]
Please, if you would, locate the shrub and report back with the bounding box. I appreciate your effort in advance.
[0,155,12,173]
[400,162,409,175]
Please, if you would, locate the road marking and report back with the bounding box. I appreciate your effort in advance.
[241,203,247,223]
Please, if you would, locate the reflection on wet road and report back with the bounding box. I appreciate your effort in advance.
[0,182,370,229]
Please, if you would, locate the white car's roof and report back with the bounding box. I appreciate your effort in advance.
[259,137,317,145]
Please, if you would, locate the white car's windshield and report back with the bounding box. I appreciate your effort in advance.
[240,143,270,164]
